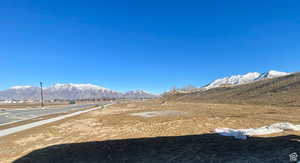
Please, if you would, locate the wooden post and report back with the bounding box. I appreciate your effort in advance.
[40,82,44,108]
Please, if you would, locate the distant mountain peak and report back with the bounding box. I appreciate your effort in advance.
[204,70,290,90]
[10,86,35,90]
[127,90,151,94]
[124,90,157,98]
[0,83,155,100]
[50,83,109,91]
[264,70,290,78]
[243,72,261,78]
[205,72,261,89]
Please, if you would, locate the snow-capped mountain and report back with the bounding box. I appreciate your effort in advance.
[43,83,122,100]
[204,70,290,90]
[255,70,290,80]
[0,86,41,100]
[10,86,34,90]
[123,90,156,99]
[48,83,108,91]
[0,83,157,100]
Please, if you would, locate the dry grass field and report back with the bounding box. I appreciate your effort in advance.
[1,99,299,162]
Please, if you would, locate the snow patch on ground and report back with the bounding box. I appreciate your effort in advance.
[130,110,183,118]
[215,122,300,140]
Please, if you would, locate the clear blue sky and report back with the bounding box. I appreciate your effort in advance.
[1,0,300,94]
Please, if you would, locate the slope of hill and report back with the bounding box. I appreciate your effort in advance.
[0,83,157,100]
[204,70,290,89]
[164,72,300,107]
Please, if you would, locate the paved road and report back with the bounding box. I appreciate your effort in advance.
[0,103,113,137]
[0,102,109,125]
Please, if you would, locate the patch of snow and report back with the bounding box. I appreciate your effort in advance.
[256,70,290,80]
[49,83,109,91]
[215,122,300,140]
[10,86,33,90]
[205,72,261,89]
[267,70,290,77]
[215,128,248,140]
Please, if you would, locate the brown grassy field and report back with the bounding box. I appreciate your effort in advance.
[1,100,299,162]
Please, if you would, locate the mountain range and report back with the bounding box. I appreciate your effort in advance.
[0,70,292,101]
[164,71,300,107]
[0,83,157,100]
[204,70,290,89]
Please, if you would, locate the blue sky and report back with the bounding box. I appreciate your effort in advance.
[1,0,300,93]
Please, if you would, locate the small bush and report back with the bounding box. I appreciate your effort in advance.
[69,100,76,104]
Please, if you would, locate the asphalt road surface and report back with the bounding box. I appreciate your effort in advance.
[0,102,109,125]
[0,104,113,137]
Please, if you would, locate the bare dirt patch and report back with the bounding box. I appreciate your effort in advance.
[0,100,299,162]
[130,110,185,118]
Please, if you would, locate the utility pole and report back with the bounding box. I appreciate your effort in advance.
[40,82,44,108]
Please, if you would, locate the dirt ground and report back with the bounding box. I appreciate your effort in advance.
[1,100,300,162]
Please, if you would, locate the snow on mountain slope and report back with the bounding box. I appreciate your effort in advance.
[0,83,156,100]
[205,72,261,89]
[204,70,290,90]
[10,86,34,90]
[255,70,290,80]
[123,90,157,99]
[0,86,41,100]
[47,83,109,91]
